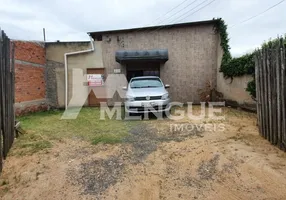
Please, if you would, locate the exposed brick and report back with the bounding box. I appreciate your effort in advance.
[15,63,46,102]
[11,40,48,115]
[13,41,45,65]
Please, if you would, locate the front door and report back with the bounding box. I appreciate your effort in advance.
[87,68,106,107]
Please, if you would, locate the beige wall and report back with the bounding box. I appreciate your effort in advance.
[217,73,255,104]
[216,37,255,105]
[46,41,103,107]
[101,24,219,103]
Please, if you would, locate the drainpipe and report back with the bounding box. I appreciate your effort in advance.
[64,35,95,110]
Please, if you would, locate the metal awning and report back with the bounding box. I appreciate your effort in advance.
[115,49,168,63]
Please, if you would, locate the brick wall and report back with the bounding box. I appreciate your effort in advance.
[13,41,46,65]
[13,41,48,116]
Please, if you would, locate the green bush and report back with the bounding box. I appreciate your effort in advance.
[214,18,232,76]
[215,18,256,98]
[220,53,255,78]
[246,79,256,99]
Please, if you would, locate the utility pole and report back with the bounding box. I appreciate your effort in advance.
[43,28,46,42]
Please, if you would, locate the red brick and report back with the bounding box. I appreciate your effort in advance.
[13,41,45,65]
[15,64,46,102]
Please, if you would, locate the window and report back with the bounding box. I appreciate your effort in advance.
[130,78,163,88]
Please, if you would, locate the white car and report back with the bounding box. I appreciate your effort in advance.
[123,76,171,114]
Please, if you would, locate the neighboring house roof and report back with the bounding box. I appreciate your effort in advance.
[88,19,219,40]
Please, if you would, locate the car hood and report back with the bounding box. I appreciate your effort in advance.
[127,87,168,97]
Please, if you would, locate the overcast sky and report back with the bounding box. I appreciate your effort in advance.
[0,0,285,56]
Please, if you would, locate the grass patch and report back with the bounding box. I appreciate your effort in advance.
[11,134,52,156]
[12,107,137,155]
[91,132,128,145]
[18,140,52,152]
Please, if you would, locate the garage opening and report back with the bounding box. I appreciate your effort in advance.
[126,62,160,82]
[115,49,168,82]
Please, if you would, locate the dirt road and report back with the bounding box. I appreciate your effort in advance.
[1,108,286,199]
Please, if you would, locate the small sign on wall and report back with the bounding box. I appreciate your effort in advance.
[114,69,121,74]
[87,74,104,86]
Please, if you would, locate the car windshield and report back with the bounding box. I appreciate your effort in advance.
[130,78,163,88]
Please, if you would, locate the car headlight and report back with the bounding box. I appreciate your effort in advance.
[126,95,135,101]
[162,93,169,100]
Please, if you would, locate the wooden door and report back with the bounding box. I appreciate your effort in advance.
[87,68,106,107]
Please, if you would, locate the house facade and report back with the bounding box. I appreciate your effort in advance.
[46,19,223,108]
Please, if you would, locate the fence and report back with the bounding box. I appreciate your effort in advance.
[255,38,286,151]
[0,29,15,172]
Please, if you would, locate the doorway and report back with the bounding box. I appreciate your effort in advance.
[126,62,160,82]
[87,68,106,107]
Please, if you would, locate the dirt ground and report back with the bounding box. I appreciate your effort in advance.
[1,108,286,200]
